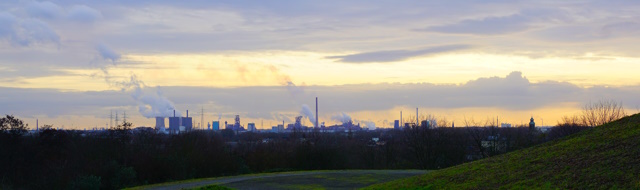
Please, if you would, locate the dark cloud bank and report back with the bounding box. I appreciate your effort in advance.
[2,72,639,120]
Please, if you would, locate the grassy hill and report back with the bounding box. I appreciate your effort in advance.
[364,114,640,189]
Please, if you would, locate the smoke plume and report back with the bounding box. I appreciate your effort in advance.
[121,75,180,118]
[300,104,316,126]
[364,121,376,130]
[331,112,352,124]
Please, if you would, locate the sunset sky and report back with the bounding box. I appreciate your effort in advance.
[2,1,640,129]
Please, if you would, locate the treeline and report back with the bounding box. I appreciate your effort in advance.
[1,116,597,190]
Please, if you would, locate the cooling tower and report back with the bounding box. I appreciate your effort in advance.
[155,117,165,131]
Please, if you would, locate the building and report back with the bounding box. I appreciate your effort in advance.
[211,121,219,131]
[481,135,507,154]
[529,117,535,130]
[168,112,181,133]
[247,123,256,131]
[231,115,244,131]
[182,110,193,131]
[394,120,400,130]
[501,123,512,128]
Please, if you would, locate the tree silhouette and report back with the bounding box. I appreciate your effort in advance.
[0,115,28,137]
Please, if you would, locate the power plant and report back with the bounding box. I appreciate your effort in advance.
[156,109,194,134]
[146,97,383,134]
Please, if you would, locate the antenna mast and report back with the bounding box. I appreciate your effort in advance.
[110,110,113,128]
[115,111,119,126]
[201,107,204,130]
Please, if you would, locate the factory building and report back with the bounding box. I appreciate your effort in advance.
[420,120,437,128]
[230,115,245,131]
[182,110,193,131]
[164,110,193,133]
[247,123,256,131]
[211,121,219,131]
[394,120,400,130]
[168,110,181,133]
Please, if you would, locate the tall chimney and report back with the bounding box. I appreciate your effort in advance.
[416,108,419,127]
[187,110,189,117]
[315,97,319,128]
[173,110,176,117]
[400,111,402,126]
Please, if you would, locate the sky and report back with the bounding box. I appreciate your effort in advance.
[2,0,640,130]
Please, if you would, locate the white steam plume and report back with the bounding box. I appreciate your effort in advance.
[364,121,376,130]
[121,75,180,118]
[331,112,352,124]
[300,104,316,126]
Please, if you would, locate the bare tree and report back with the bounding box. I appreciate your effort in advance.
[437,117,450,128]
[463,117,489,159]
[580,100,626,127]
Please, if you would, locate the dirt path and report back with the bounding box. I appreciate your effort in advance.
[145,170,428,190]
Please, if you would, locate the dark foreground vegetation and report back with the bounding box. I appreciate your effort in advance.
[364,113,640,189]
[1,114,595,189]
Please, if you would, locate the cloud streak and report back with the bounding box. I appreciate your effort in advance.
[327,44,471,63]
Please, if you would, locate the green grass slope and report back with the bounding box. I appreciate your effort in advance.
[364,114,640,189]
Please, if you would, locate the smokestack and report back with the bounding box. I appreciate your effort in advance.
[187,110,189,117]
[36,119,38,131]
[400,111,402,126]
[173,110,176,117]
[315,97,318,128]
[416,108,419,127]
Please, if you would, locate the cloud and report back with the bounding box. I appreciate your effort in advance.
[425,14,531,35]
[96,44,121,62]
[327,44,471,63]
[26,1,64,19]
[0,12,60,47]
[534,22,640,43]
[422,9,564,35]
[67,5,102,23]
[0,87,134,118]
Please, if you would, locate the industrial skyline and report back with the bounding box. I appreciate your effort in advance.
[2,1,640,129]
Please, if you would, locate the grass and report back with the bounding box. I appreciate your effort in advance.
[186,184,234,190]
[364,113,640,189]
[124,171,308,190]
[126,170,428,190]
[220,170,427,190]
